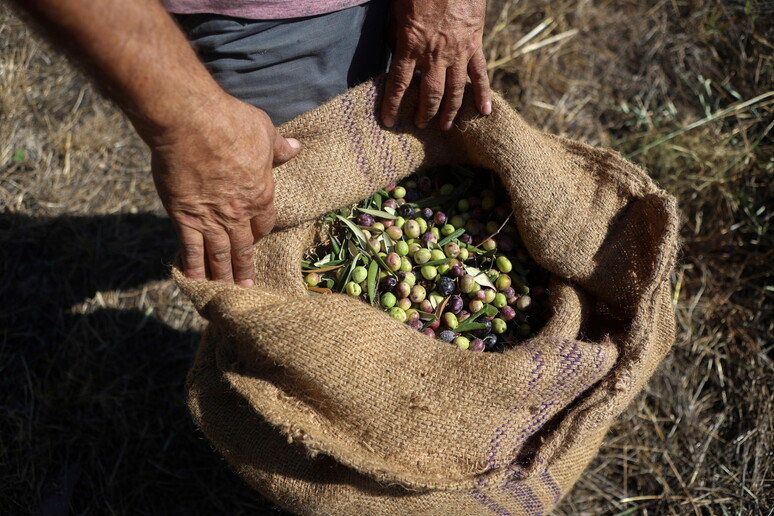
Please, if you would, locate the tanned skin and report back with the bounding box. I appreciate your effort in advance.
[10,0,489,285]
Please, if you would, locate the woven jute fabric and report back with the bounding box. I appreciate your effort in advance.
[174,77,679,515]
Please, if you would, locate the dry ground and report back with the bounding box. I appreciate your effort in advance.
[1,1,772,514]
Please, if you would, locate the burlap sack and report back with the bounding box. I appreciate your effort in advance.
[174,77,678,515]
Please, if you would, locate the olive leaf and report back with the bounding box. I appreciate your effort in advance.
[464,265,496,289]
[356,207,396,219]
[437,228,465,247]
[367,259,379,304]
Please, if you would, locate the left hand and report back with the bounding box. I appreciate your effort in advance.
[381,0,492,131]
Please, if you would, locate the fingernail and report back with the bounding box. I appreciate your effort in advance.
[482,101,492,115]
[416,121,427,129]
[238,279,254,287]
[383,116,395,128]
[442,121,453,131]
[288,138,301,149]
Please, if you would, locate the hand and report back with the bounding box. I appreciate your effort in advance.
[381,0,492,131]
[149,94,301,286]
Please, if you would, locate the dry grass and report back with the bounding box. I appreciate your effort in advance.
[1,1,772,514]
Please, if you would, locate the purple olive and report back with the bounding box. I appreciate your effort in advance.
[421,207,434,220]
[434,211,447,225]
[473,319,492,338]
[459,233,473,245]
[500,306,517,321]
[357,213,375,226]
[407,319,424,331]
[439,330,456,343]
[451,264,464,277]
[398,204,415,219]
[380,276,398,292]
[422,328,436,338]
[470,339,486,352]
[448,295,464,314]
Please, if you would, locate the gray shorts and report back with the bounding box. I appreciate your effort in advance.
[175,1,389,125]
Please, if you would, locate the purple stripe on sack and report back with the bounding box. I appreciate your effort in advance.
[503,482,544,516]
[341,91,375,192]
[502,340,584,462]
[486,345,546,469]
[469,489,513,516]
[540,471,562,504]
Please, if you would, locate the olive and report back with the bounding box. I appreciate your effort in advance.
[447,295,464,314]
[436,276,455,297]
[470,339,486,352]
[380,276,398,292]
[496,274,511,291]
[345,281,362,296]
[414,248,432,264]
[388,306,407,321]
[438,330,456,343]
[386,226,403,240]
[409,284,427,303]
[404,219,421,239]
[380,292,397,309]
[304,272,320,287]
[442,312,459,329]
[500,306,516,321]
[454,336,470,350]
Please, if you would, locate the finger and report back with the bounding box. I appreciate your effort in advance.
[381,56,416,128]
[250,203,276,243]
[177,224,207,280]
[203,230,234,283]
[228,223,256,287]
[468,49,492,115]
[438,66,467,131]
[415,65,445,128]
[273,134,301,163]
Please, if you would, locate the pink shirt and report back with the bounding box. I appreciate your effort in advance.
[163,1,369,20]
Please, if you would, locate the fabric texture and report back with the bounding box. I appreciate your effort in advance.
[174,76,679,515]
[164,0,368,20]
[174,1,389,125]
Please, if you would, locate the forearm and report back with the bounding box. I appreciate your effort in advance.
[10,0,224,144]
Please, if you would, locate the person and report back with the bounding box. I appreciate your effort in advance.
[10,0,492,286]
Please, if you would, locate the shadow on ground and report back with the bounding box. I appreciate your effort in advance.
[0,212,287,515]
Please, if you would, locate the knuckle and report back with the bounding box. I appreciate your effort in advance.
[181,243,204,262]
[210,247,231,264]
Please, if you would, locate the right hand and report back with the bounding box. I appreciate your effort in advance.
[149,93,301,286]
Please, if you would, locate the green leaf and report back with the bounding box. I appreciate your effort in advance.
[373,192,382,210]
[437,228,465,247]
[336,254,360,292]
[313,253,334,267]
[422,257,454,267]
[356,207,396,219]
[12,150,25,163]
[367,259,379,304]
[464,265,496,289]
[336,214,370,249]
[328,231,341,255]
[461,243,487,254]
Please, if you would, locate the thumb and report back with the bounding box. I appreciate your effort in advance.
[273,134,301,163]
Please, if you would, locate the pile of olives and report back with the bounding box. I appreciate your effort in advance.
[302,166,549,352]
